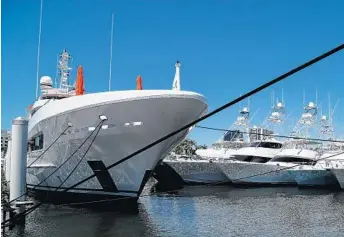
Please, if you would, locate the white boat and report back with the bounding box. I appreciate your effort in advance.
[164,102,252,184]
[26,51,208,206]
[216,139,285,185]
[216,96,287,184]
[330,160,344,189]
[288,100,344,188]
[195,101,253,160]
[163,157,230,184]
[288,151,343,188]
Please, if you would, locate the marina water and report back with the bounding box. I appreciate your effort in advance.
[5,183,344,237]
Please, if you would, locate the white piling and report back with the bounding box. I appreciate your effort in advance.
[5,140,12,182]
[9,117,29,202]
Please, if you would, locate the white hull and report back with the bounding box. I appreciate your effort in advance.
[164,160,229,184]
[288,168,339,188]
[331,169,344,189]
[195,148,235,160]
[27,90,207,201]
[218,161,296,185]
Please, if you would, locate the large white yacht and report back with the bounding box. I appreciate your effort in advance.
[26,51,208,206]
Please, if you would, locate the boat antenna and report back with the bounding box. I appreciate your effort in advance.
[108,13,114,91]
[332,98,340,118]
[35,0,43,99]
[303,90,305,108]
[248,96,251,112]
[281,88,284,105]
[328,92,331,123]
[239,93,242,112]
[54,54,58,87]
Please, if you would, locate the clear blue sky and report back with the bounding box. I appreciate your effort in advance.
[2,0,344,145]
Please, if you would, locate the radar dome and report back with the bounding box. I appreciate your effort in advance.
[308,102,315,108]
[321,115,327,121]
[40,76,53,90]
[277,102,283,108]
[40,76,53,87]
[242,107,248,113]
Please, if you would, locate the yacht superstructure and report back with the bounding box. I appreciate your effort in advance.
[26,50,208,206]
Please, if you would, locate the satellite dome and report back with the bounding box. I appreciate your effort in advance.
[308,102,315,108]
[242,107,248,113]
[277,102,283,108]
[40,76,53,87]
[40,76,53,90]
[321,115,327,121]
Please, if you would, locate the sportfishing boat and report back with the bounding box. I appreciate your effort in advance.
[163,102,252,184]
[288,100,343,188]
[289,149,343,188]
[216,96,287,184]
[195,100,254,160]
[220,100,321,185]
[26,50,208,207]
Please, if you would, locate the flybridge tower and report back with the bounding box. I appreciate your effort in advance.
[58,49,73,92]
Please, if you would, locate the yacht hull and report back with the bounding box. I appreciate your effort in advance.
[331,169,344,189]
[164,160,230,184]
[288,168,340,188]
[218,161,296,185]
[26,90,207,206]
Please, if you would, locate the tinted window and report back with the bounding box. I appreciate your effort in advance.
[29,133,44,151]
[271,157,314,165]
[249,142,282,149]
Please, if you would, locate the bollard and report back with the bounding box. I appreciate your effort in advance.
[9,117,29,203]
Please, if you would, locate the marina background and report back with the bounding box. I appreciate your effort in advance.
[2,1,344,236]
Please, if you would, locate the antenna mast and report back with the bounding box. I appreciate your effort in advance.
[35,0,43,99]
[108,13,114,91]
[58,50,72,92]
[281,88,284,105]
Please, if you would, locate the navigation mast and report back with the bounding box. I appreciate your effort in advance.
[58,49,73,93]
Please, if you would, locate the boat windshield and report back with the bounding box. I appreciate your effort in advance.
[248,142,282,149]
[270,156,315,165]
[242,156,271,163]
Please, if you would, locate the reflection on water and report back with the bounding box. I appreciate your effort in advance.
[6,185,344,237]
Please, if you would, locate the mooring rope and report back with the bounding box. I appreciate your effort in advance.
[1,120,104,227]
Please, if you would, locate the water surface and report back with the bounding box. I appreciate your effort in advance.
[6,185,344,237]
